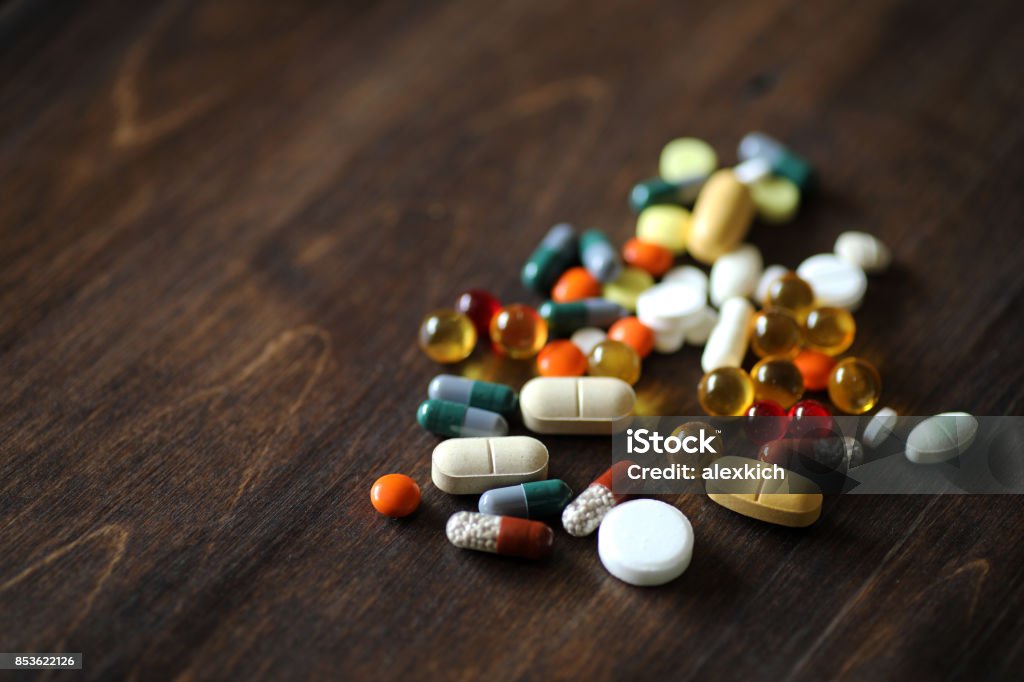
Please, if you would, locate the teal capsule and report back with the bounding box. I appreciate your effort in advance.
[579,229,622,283]
[521,223,578,294]
[539,298,628,337]
[417,399,508,438]
[738,132,814,190]
[478,480,573,518]
[428,374,518,417]
[629,175,706,213]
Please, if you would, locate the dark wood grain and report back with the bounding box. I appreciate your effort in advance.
[2,0,1023,679]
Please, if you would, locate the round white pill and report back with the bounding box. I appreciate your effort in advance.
[651,323,687,354]
[797,253,867,311]
[661,265,708,301]
[598,499,693,587]
[906,412,979,464]
[636,282,704,327]
[863,406,898,448]
[684,306,718,346]
[570,327,607,356]
[709,243,763,307]
[834,231,891,274]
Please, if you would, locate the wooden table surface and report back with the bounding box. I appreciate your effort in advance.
[2,0,1023,679]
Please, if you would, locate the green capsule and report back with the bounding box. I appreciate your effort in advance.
[629,175,706,213]
[521,223,578,294]
[478,479,573,518]
[428,374,518,417]
[417,399,508,438]
[738,133,814,190]
[539,299,628,337]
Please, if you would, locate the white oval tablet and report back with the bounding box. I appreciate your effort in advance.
[709,243,763,307]
[797,253,867,311]
[863,406,898,448]
[834,231,891,274]
[660,265,708,300]
[598,499,693,586]
[636,282,704,327]
[570,327,607,356]
[755,264,788,305]
[906,412,979,464]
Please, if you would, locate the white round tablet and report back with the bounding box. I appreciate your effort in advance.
[797,253,867,311]
[863,406,898,448]
[755,264,788,305]
[636,282,704,326]
[598,499,693,587]
[570,327,607,356]
[661,265,708,300]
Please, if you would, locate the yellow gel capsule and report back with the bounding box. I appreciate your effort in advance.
[698,367,754,417]
[828,357,881,414]
[750,175,801,225]
[750,357,805,410]
[636,205,691,254]
[688,169,755,265]
[659,137,718,182]
[602,267,654,312]
[803,306,856,356]
[750,310,803,359]
[587,339,641,385]
[419,309,477,363]
[764,271,816,323]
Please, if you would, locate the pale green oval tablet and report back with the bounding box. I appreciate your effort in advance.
[750,175,801,225]
[659,137,718,183]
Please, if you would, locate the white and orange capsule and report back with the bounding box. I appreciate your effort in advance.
[561,461,636,537]
[446,512,554,560]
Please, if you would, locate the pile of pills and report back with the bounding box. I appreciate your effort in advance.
[371,132,972,587]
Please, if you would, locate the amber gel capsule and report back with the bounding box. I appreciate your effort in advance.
[446,511,554,560]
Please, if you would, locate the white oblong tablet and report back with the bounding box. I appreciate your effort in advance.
[834,231,891,274]
[906,412,979,464]
[598,499,693,587]
[797,253,867,311]
[863,406,898,448]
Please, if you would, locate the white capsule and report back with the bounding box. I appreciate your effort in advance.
[709,244,763,307]
[797,253,867,311]
[756,264,788,305]
[834,231,892,274]
[701,297,753,372]
[684,306,718,346]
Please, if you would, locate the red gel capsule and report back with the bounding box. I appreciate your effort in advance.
[787,399,833,439]
[456,289,502,337]
[744,400,788,445]
[758,437,847,475]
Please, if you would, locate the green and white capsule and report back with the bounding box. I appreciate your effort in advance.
[417,399,508,438]
[579,229,622,283]
[539,299,628,337]
[428,375,518,417]
[478,480,573,519]
[521,223,578,295]
[629,175,706,213]
[738,132,814,190]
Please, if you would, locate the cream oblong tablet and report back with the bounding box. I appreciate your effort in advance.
[705,456,822,527]
[598,499,694,587]
[905,412,979,464]
[688,169,755,265]
[431,436,549,494]
[797,253,867,311]
[519,377,636,435]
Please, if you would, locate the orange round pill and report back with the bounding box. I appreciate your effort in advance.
[607,317,655,358]
[622,238,674,277]
[552,266,602,303]
[536,340,588,376]
[370,474,421,517]
[793,349,837,392]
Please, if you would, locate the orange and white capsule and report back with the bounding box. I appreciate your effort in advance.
[561,461,636,537]
[446,512,554,560]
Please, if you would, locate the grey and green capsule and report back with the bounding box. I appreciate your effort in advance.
[629,175,706,213]
[578,229,622,283]
[521,223,578,294]
[738,132,814,190]
[417,399,508,438]
[538,298,628,337]
[428,374,518,417]
[478,480,573,518]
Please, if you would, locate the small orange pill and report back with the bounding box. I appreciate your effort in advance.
[371,474,421,517]
[536,340,588,376]
[622,238,674,277]
[607,317,655,358]
[552,267,602,303]
[793,349,837,392]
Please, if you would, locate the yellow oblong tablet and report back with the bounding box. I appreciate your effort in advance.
[705,456,822,527]
[688,170,755,264]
